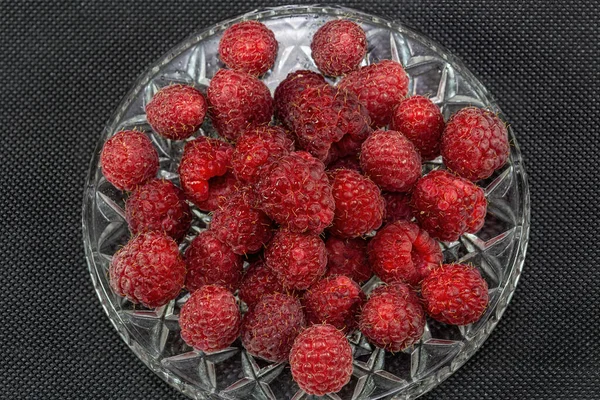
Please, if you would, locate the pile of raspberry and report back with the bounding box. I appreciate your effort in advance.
[100,18,509,396]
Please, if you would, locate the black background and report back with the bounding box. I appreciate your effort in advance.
[1,1,599,399]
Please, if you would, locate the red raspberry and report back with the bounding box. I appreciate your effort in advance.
[311,19,367,77]
[339,60,409,127]
[411,170,487,242]
[326,154,362,173]
[359,282,425,352]
[368,281,420,302]
[441,107,510,181]
[274,70,327,130]
[145,84,207,140]
[207,69,273,141]
[241,293,306,362]
[125,179,192,242]
[100,130,158,191]
[265,230,327,290]
[325,236,372,284]
[184,229,243,292]
[289,324,353,396]
[218,21,278,76]
[382,192,413,224]
[368,220,443,285]
[231,125,294,184]
[194,172,238,212]
[390,95,445,160]
[109,232,186,308]
[211,189,273,255]
[180,284,241,352]
[255,151,334,234]
[328,169,384,238]
[303,275,365,333]
[421,263,489,325]
[178,136,234,205]
[238,260,285,307]
[360,130,422,192]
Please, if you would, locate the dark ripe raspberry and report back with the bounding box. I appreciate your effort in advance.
[289,324,353,396]
[238,260,285,307]
[194,172,238,212]
[125,179,192,242]
[421,263,489,325]
[368,220,443,285]
[109,232,186,308]
[178,136,233,205]
[274,70,327,130]
[382,192,413,224]
[207,69,274,141]
[339,60,409,127]
[100,130,159,191]
[325,236,372,284]
[326,154,362,173]
[411,170,487,242]
[265,230,327,291]
[241,293,306,362]
[255,151,335,235]
[145,84,207,140]
[390,95,445,160]
[442,107,510,181]
[311,19,367,77]
[360,130,422,192]
[328,169,384,238]
[218,21,278,76]
[184,230,243,292]
[180,284,241,352]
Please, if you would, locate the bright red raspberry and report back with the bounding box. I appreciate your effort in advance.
[241,293,306,362]
[289,324,353,396]
[325,236,372,284]
[360,130,422,192]
[311,19,367,77]
[146,84,207,140]
[100,130,158,191]
[109,232,186,308]
[207,69,274,141]
[411,170,487,242]
[274,70,327,130]
[265,230,327,290]
[125,179,191,242]
[421,264,489,325]
[255,151,335,234]
[390,95,445,160]
[339,60,409,127]
[382,192,413,224]
[326,154,362,173]
[180,284,241,352]
[328,169,384,238]
[184,230,243,292]
[194,172,238,212]
[178,136,233,205]
[218,21,278,76]
[359,282,425,352]
[368,220,443,285]
[238,260,285,307]
[441,107,510,181]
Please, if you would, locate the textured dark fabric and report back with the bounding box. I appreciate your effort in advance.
[1,0,598,399]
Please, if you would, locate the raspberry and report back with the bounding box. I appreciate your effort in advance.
[326,154,362,173]
[265,230,327,290]
[218,21,278,76]
[382,192,413,224]
[180,284,241,352]
[255,151,335,234]
[360,130,422,192]
[359,282,425,352]
[303,275,365,332]
[421,264,489,325]
[207,69,274,141]
[441,107,510,181]
[100,130,158,191]
[184,230,243,292]
[274,70,327,130]
[289,324,353,396]
[339,60,409,127]
[211,189,273,255]
[368,220,443,285]
[109,232,186,308]
[178,136,234,205]
[238,260,285,307]
[311,19,367,76]
[328,168,384,238]
[411,170,487,242]
[231,125,294,184]
[241,293,306,362]
[125,179,192,242]
[390,95,445,160]
[324,236,372,284]
[194,172,238,212]
[145,84,207,140]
